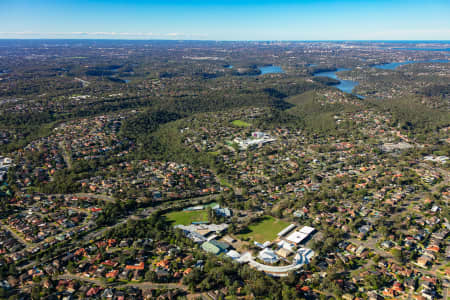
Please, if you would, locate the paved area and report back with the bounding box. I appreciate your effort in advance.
[238,252,306,277]
[57,274,188,290]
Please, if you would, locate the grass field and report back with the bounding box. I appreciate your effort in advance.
[165,210,209,225]
[231,120,251,127]
[237,215,290,243]
[218,176,233,188]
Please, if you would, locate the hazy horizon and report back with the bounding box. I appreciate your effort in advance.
[0,39,449,42]
[1,0,450,40]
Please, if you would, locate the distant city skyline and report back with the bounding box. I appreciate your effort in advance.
[1,0,450,40]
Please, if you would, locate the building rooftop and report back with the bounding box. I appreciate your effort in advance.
[286,231,308,244]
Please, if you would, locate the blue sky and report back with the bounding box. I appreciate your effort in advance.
[1,0,449,40]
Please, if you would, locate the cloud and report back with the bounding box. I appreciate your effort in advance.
[0,31,208,39]
[0,31,36,35]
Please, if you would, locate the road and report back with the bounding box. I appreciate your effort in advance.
[52,190,220,205]
[3,207,96,258]
[0,223,31,248]
[57,274,105,286]
[57,273,188,290]
[350,238,446,281]
[349,238,395,260]
[82,215,131,241]
[118,282,187,290]
[50,192,116,202]
[17,192,222,272]
[82,192,223,243]
[238,251,309,277]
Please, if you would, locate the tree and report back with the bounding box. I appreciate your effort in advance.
[67,261,75,273]
[31,286,41,300]
[207,207,214,222]
[391,248,404,262]
[145,270,157,282]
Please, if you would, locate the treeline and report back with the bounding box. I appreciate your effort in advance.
[117,109,223,169]
[104,213,182,241]
[369,97,450,134]
[122,118,220,172]
[95,198,137,226]
[307,66,337,75]
[0,111,55,127]
[85,65,122,77]
[312,76,340,86]
[0,72,320,154]
[119,110,199,163]
[0,123,55,153]
[38,156,125,194]
[120,110,182,141]
[417,84,450,98]
[259,91,359,135]
[0,94,151,153]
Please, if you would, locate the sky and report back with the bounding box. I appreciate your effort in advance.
[1,0,450,41]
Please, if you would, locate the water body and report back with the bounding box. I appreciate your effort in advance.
[109,66,122,72]
[258,65,284,75]
[313,59,449,97]
[393,47,450,52]
[374,59,450,70]
[313,68,361,96]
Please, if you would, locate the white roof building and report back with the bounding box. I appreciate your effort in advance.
[299,226,315,235]
[277,240,295,252]
[175,223,229,243]
[263,241,272,248]
[277,224,297,237]
[226,250,241,260]
[258,248,279,264]
[286,231,309,244]
[294,248,314,265]
[207,234,218,241]
[175,223,229,234]
[254,241,266,249]
[223,235,236,244]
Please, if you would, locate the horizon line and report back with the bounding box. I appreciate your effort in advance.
[0,38,449,42]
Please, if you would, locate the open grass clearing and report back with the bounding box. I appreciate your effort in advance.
[165,210,209,225]
[237,215,289,243]
[231,120,251,127]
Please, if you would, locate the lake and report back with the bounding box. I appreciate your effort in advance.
[373,59,450,70]
[313,59,449,97]
[313,68,360,96]
[258,65,284,75]
[393,47,450,52]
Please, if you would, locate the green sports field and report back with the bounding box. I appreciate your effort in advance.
[237,215,289,243]
[165,210,209,225]
[231,120,251,127]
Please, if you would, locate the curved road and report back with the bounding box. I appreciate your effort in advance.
[238,252,307,277]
